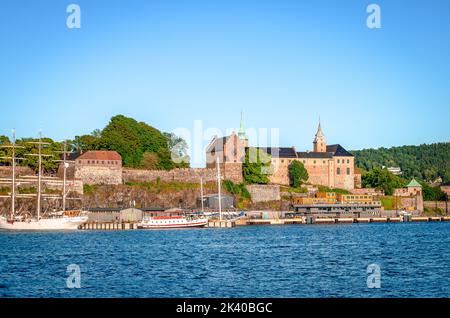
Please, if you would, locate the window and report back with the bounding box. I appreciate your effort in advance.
[323,161,326,164]
[347,168,350,175]
[347,159,350,164]
[337,159,340,163]
[313,160,316,164]
[337,167,341,175]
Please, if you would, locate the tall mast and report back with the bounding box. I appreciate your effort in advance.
[216,156,222,221]
[11,129,16,221]
[200,176,204,212]
[36,130,42,220]
[24,131,50,220]
[62,140,67,212]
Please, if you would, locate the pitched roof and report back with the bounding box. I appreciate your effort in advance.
[297,151,333,159]
[441,181,450,187]
[246,147,298,158]
[326,144,354,157]
[407,178,422,187]
[77,151,122,161]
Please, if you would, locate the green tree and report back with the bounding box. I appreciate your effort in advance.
[353,142,450,182]
[141,152,159,169]
[362,167,406,195]
[98,115,174,169]
[288,160,308,188]
[419,181,446,201]
[163,132,190,168]
[242,148,271,184]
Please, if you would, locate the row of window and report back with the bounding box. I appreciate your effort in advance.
[336,167,351,175]
[78,160,120,165]
[274,158,351,165]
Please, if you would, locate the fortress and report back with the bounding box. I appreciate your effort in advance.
[68,117,360,191]
[206,118,360,190]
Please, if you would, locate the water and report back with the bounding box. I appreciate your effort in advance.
[1,222,450,298]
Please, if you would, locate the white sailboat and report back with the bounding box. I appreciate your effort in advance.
[0,130,88,231]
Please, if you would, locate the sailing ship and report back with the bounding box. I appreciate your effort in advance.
[0,130,88,231]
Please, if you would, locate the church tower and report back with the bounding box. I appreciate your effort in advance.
[238,110,249,147]
[313,119,326,152]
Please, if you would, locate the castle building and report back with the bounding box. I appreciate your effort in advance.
[74,150,123,185]
[205,118,359,190]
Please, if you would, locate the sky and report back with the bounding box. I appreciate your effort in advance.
[0,0,449,167]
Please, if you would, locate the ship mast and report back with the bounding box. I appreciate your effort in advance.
[62,140,68,212]
[11,129,16,220]
[200,176,204,212]
[37,131,42,220]
[0,129,25,221]
[216,156,222,221]
[26,131,51,220]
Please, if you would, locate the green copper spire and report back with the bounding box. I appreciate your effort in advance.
[238,110,248,140]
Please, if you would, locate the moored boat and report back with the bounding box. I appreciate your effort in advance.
[0,130,88,231]
[137,210,208,229]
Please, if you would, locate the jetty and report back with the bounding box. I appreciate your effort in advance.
[77,215,450,230]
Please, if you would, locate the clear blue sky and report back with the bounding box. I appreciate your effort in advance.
[1,0,449,166]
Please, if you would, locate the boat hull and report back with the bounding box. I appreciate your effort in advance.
[137,218,208,229]
[0,216,88,231]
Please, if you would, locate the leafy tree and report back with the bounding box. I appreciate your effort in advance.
[288,160,308,188]
[353,142,450,182]
[163,132,190,168]
[98,115,175,169]
[362,167,406,195]
[70,134,99,153]
[419,181,446,201]
[243,148,271,184]
[141,152,159,170]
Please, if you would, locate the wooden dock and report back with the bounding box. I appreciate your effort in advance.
[77,216,450,230]
[79,222,138,230]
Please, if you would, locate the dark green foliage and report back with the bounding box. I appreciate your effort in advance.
[86,115,189,170]
[419,180,446,201]
[223,180,251,199]
[317,185,350,194]
[1,115,190,172]
[353,142,450,182]
[242,148,271,184]
[288,160,308,187]
[0,136,62,173]
[362,167,406,195]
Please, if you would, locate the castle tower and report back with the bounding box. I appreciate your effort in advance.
[313,119,326,152]
[238,110,249,147]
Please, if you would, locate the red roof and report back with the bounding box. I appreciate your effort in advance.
[77,151,121,161]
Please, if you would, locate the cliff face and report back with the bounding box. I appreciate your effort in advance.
[0,182,219,214]
[81,183,219,210]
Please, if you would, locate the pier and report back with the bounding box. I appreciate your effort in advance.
[77,216,450,230]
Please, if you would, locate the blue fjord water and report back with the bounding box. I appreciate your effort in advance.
[0,222,450,298]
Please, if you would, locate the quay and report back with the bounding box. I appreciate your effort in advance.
[77,216,450,230]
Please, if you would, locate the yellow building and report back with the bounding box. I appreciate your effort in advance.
[337,194,374,204]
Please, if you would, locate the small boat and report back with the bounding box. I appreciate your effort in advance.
[137,209,208,229]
